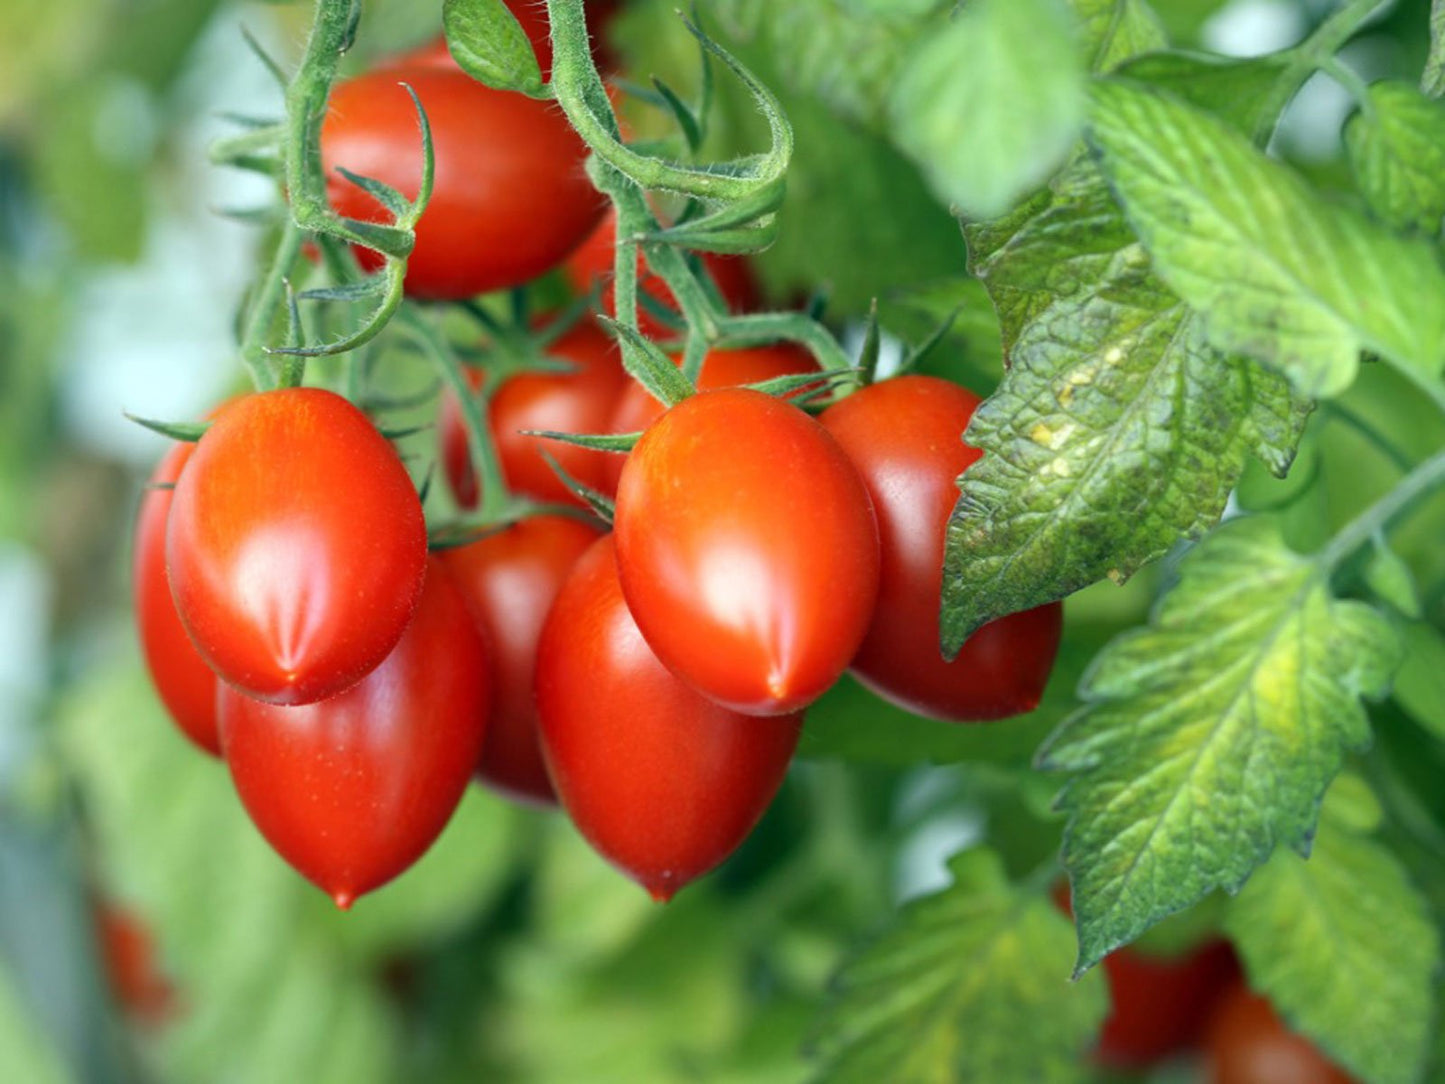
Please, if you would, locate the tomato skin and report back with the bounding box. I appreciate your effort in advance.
[564,207,761,339]
[166,388,427,706]
[1097,939,1242,1068]
[1205,983,1354,1084]
[93,900,178,1028]
[133,440,221,755]
[440,319,627,510]
[321,67,604,300]
[614,388,880,715]
[220,558,489,908]
[605,342,820,491]
[439,514,601,804]
[535,535,801,900]
[819,375,1061,721]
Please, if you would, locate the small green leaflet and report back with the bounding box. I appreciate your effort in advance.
[442,0,546,96]
[1069,0,1167,73]
[1424,0,1445,98]
[1224,775,1440,1084]
[1038,516,1401,971]
[889,0,1087,221]
[810,849,1107,1084]
[1088,79,1445,397]
[1344,81,1445,233]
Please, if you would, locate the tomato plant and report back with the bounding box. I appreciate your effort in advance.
[321,65,604,300]
[396,0,619,78]
[439,513,602,804]
[1204,983,1355,1084]
[219,558,489,908]
[820,375,1062,721]
[562,207,761,339]
[439,318,627,509]
[535,534,802,900]
[166,388,427,706]
[614,387,880,715]
[132,438,221,755]
[605,341,819,491]
[92,900,178,1028]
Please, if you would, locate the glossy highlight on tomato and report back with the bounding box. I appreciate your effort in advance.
[820,375,1061,721]
[440,514,601,804]
[133,439,221,755]
[220,559,489,909]
[563,206,761,339]
[440,319,626,509]
[321,66,603,300]
[605,342,819,491]
[166,388,427,706]
[614,388,880,715]
[1205,983,1354,1083]
[536,535,801,900]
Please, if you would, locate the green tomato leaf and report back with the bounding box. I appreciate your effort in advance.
[1223,776,1440,1084]
[1070,0,1167,73]
[1038,516,1402,971]
[441,0,546,97]
[1087,78,1445,397]
[941,150,1306,646]
[1424,0,1445,99]
[1392,621,1445,742]
[1344,81,1445,234]
[1363,540,1421,619]
[889,0,1087,221]
[810,849,1107,1083]
[1115,50,1291,137]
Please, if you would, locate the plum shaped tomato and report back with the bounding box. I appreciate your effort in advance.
[166,388,427,706]
[563,207,760,340]
[321,66,604,300]
[440,319,627,510]
[133,438,221,755]
[1097,939,1241,1068]
[220,558,489,908]
[92,899,179,1028]
[535,535,801,900]
[440,514,601,804]
[820,375,1061,721]
[614,388,880,715]
[1205,982,1354,1083]
[605,342,820,492]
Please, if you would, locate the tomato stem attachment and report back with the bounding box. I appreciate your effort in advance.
[1317,447,1445,575]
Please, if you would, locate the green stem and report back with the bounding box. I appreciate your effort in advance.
[239,219,305,390]
[399,307,512,521]
[1320,55,1374,117]
[1255,0,1387,144]
[1321,402,1414,472]
[1318,447,1445,572]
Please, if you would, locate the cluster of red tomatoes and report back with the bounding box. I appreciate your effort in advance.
[132,0,1067,911]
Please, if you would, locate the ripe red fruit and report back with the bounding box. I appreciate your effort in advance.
[166,388,427,706]
[1205,983,1354,1083]
[440,514,602,804]
[820,375,1061,721]
[440,319,627,510]
[133,439,221,755]
[614,388,880,715]
[220,559,489,908]
[535,535,801,900]
[563,207,761,339]
[93,900,178,1028]
[605,342,820,491]
[321,66,604,300]
[1098,940,1242,1067]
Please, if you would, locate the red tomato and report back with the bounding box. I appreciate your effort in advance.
[1099,940,1242,1067]
[440,319,627,510]
[166,388,427,706]
[605,342,820,491]
[396,0,620,78]
[133,439,221,755]
[564,207,761,339]
[819,375,1061,720]
[614,388,879,715]
[220,558,489,908]
[1205,983,1355,1083]
[535,535,801,899]
[93,900,178,1028]
[440,514,601,804]
[321,66,604,300]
